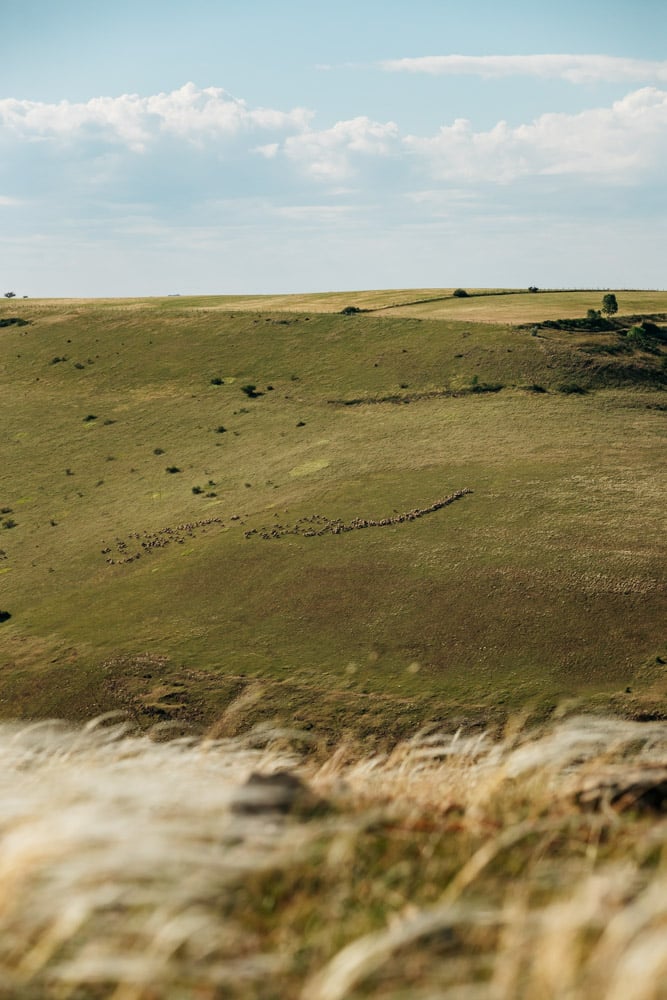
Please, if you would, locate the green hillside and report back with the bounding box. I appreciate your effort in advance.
[0,291,665,737]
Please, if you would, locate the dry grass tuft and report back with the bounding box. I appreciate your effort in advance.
[1,712,667,998]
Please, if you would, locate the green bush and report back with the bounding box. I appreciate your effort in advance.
[558,383,588,395]
[453,288,469,298]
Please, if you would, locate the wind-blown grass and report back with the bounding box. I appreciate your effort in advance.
[2,711,667,998]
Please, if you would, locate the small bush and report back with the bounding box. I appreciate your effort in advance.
[469,381,504,394]
[210,377,224,386]
[2,519,17,530]
[528,286,539,293]
[83,414,97,422]
[340,305,361,315]
[558,383,588,395]
[625,325,658,350]
[241,384,262,398]
[0,611,11,623]
[153,448,165,455]
[453,288,469,298]
[192,486,204,495]
[73,362,85,370]
[166,466,181,474]
[214,426,227,434]
[0,317,28,328]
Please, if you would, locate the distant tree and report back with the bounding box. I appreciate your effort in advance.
[586,308,602,320]
[528,286,539,293]
[4,291,16,299]
[453,288,469,298]
[602,293,618,317]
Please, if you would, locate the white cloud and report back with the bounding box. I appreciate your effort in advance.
[0,195,22,206]
[382,54,667,84]
[254,142,280,159]
[283,116,399,180]
[0,83,312,151]
[404,87,667,183]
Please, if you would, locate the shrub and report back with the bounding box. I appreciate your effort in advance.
[83,414,97,422]
[586,309,602,321]
[528,286,539,293]
[340,305,361,315]
[0,611,11,622]
[453,288,469,298]
[166,466,181,474]
[215,426,227,434]
[153,448,165,455]
[2,518,17,530]
[192,486,204,495]
[558,383,588,394]
[241,384,262,398]
[0,317,28,328]
[469,381,504,394]
[210,377,224,385]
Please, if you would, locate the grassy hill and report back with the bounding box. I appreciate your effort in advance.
[0,289,665,737]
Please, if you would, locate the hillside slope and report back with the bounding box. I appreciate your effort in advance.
[0,293,665,736]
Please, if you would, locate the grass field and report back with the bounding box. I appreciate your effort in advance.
[0,289,665,736]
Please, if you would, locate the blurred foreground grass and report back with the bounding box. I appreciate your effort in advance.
[2,709,667,998]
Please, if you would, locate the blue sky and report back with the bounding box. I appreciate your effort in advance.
[2,0,666,296]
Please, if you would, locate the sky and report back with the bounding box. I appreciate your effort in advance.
[1,0,666,297]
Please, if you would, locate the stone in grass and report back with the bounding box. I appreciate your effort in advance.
[231,771,328,818]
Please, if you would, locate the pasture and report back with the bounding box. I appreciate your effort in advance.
[0,289,665,736]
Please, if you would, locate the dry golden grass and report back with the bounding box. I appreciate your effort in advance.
[2,711,667,998]
[13,287,667,324]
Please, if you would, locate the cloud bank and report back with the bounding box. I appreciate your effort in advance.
[403,87,667,184]
[0,82,312,151]
[382,54,667,84]
[1,81,665,188]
